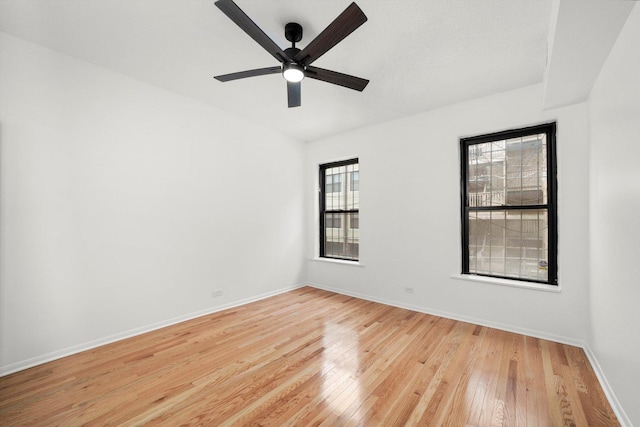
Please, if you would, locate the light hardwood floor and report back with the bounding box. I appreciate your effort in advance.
[0,287,619,426]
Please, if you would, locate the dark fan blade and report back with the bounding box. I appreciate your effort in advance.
[305,66,369,91]
[287,81,301,108]
[214,66,281,82]
[215,0,289,63]
[294,2,367,65]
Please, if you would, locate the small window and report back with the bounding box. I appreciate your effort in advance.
[326,213,342,229]
[326,174,342,193]
[461,123,557,284]
[320,159,359,261]
[350,213,359,229]
[350,171,359,191]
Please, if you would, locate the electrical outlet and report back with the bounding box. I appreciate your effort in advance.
[212,290,223,298]
[404,287,414,294]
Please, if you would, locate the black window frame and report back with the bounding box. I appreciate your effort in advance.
[319,158,359,261]
[460,123,558,285]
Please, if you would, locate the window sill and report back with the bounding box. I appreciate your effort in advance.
[311,257,363,267]
[450,274,560,293]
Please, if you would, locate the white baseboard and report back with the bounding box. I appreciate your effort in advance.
[307,282,632,427]
[0,283,305,377]
[582,345,632,427]
[306,282,583,347]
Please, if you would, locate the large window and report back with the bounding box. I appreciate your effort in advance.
[320,159,359,261]
[461,123,557,284]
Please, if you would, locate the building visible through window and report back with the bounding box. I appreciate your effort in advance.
[461,123,557,284]
[320,159,359,261]
[326,174,342,193]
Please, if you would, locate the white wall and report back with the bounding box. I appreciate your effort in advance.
[306,84,590,344]
[0,33,306,373]
[588,4,640,426]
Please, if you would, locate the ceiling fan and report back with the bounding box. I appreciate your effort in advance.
[213,0,369,108]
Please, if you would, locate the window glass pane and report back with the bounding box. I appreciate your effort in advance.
[347,164,359,210]
[325,168,343,208]
[326,173,342,193]
[468,211,479,272]
[467,209,549,282]
[505,134,547,205]
[346,212,359,259]
[350,213,359,229]
[468,134,547,207]
[325,213,342,229]
[467,142,505,207]
[322,212,359,260]
[351,171,359,191]
[325,165,359,211]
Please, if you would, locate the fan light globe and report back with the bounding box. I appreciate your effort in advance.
[283,63,305,82]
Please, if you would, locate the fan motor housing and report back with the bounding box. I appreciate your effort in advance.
[284,47,301,59]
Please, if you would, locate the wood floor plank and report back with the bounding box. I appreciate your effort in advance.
[0,287,620,426]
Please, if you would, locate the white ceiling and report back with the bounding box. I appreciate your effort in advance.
[0,0,554,142]
[543,0,635,110]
